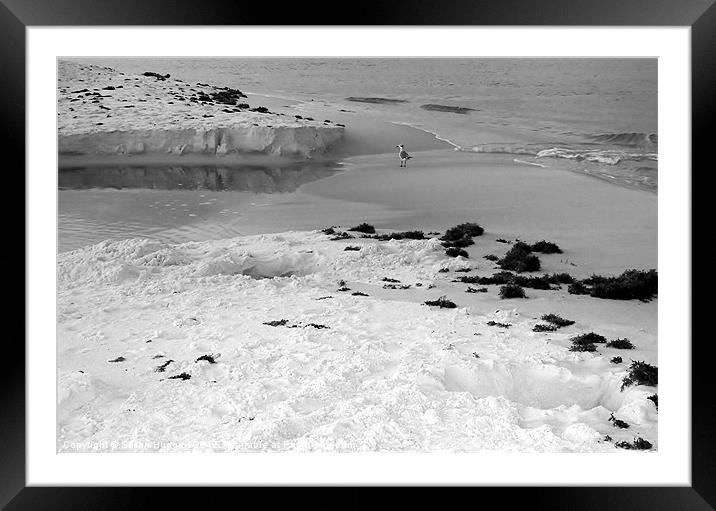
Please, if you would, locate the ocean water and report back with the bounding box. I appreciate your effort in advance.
[59,58,657,252]
[73,58,658,190]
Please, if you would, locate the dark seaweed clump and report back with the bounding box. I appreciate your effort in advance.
[499,283,526,299]
[541,314,575,327]
[533,324,558,332]
[168,372,191,381]
[621,360,658,390]
[609,413,630,429]
[498,242,541,273]
[445,247,469,258]
[425,296,457,308]
[571,332,607,344]
[568,270,657,301]
[373,231,425,241]
[615,437,653,450]
[531,240,563,254]
[348,223,376,234]
[606,338,635,349]
[264,319,289,327]
[487,321,511,328]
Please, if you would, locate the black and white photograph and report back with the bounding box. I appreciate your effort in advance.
[55,56,660,454]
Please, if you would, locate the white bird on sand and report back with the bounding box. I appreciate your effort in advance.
[396,144,412,167]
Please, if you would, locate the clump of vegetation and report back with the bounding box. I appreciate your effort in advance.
[498,242,541,273]
[487,321,511,328]
[264,319,288,327]
[305,323,330,329]
[154,360,173,372]
[569,342,597,352]
[445,247,469,258]
[571,332,607,345]
[511,275,552,290]
[647,394,658,410]
[568,281,590,295]
[425,296,457,308]
[499,283,526,299]
[483,254,499,261]
[438,267,450,273]
[531,240,563,254]
[196,354,216,364]
[351,291,369,296]
[541,314,575,327]
[496,238,509,244]
[615,437,653,450]
[108,356,126,363]
[348,223,376,234]
[621,360,658,390]
[442,222,484,241]
[168,372,192,381]
[466,286,488,293]
[382,277,400,283]
[606,338,635,349]
[330,231,353,241]
[611,356,623,364]
[589,269,658,301]
[344,246,361,251]
[533,324,558,332]
[383,283,411,289]
[373,231,425,241]
[609,413,630,429]
[545,272,576,284]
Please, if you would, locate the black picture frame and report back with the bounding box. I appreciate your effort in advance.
[4,0,710,508]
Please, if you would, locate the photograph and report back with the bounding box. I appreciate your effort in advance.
[56,56,659,454]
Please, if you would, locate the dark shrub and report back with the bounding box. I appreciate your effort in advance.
[168,372,191,380]
[531,240,563,254]
[305,323,330,329]
[606,338,635,349]
[466,286,488,293]
[351,291,369,296]
[611,356,623,364]
[609,413,630,429]
[541,314,575,327]
[647,394,658,410]
[621,360,658,390]
[499,284,526,299]
[533,324,558,332]
[512,275,552,290]
[442,222,484,241]
[499,242,541,273]
[442,237,475,249]
[445,247,469,258]
[546,273,576,284]
[589,269,658,301]
[374,230,425,241]
[348,223,376,234]
[487,321,511,328]
[571,332,607,345]
[483,254,499,261]
[615,437,653,450]
[382,277,400,283]
[196,354,216,364]
[425,296,457,308]
[569,343,597,352]
[568,281,590,295]
[264,319,288,327]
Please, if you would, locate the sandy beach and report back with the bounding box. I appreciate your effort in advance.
[57,59,658,453]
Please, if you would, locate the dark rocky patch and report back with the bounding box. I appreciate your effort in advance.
[487,321,511,328]
[154,359,174,372]
[108,356,126,363]
[195,354,217,364]
[168,372,191,381]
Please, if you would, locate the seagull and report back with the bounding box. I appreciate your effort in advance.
[396,144,412,167]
